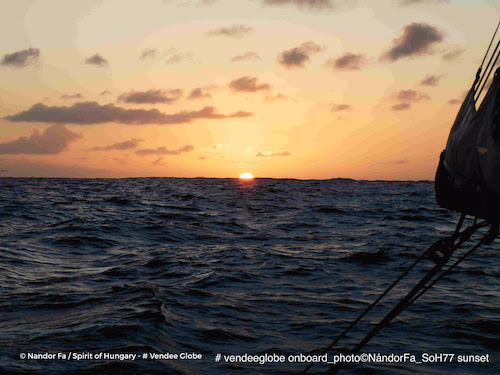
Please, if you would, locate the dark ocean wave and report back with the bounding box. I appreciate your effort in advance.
[0,177,498,374]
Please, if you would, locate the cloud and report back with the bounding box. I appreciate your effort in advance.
[163,0,219,6]
[442,48,464,62]
[5,102,253,125]
[60,93,84,100]
[277,41,325,68]
[140,48,158,59]
[264,94,289,102]
[90,138,143,151]
[381,23,444,62]
[1,48,40,67]
[391,103,411,111]
[392,89,430,102]
[372,159,410,166]
[231,51,262,62]
[118,89,183,104]
[153,157,167,165]
[206,24,254,38]
[136,145,194,156]
[188,87,212,100]
[325,53,367,70]
[255,150,291,157]
[229,76,271,92]
[165,53,193,64]
[399,0,449,5]
[420,74,444,86]
[85,54,108,66]
[448,99,461,105]
[388,90,429,111]
[100,90,112,96]
[262,0,336,9]
[330,103,351,112]
[0,125,82,154]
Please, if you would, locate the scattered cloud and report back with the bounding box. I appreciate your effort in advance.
[392,89,430,102]
[136,145,194,156]
[84,54,108,66]
[164,0,219,6]
[420,74,444,86]
[60,93,83,100]
[188,87,212,100]
[448,99,461,105]
[140,48,158,59]
[206,24,254,38]
[90,138,143,151]
[231,51,262,62]
[165,52,193,64]
[5,102,253,125]
[118,89,183,104]
[399,0,449,5]
[442,48,464,62]
[1,48,40,68]
[262,0,336,10]
[325,53,368,70]
[277,41,325,68]
[381,23,444,62]
[229,76,271,92]
[372,159,410,166]
[0,124,82,154]
[264,94,289,102]
[391,103,411,111]
[255,150,291,157]
[330,103,351,112]
[100,90,112,96]
[388,89,430,111]
[153,157,167,165]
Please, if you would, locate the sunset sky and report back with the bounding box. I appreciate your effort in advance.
[0,0,499,179]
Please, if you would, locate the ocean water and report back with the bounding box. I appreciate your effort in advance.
[0,177,498,375]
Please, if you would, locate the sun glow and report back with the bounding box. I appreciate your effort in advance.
[239,172,254,180]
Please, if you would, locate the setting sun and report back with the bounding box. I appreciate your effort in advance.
[239,173,254,180]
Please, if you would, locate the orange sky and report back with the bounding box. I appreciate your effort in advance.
[0,0,499,179]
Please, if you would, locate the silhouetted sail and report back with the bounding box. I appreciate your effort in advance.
[436,22,500,223]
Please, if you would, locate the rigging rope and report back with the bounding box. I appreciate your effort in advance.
[479,21,500,70]
[474,21,500,102]
[301,216,494,375]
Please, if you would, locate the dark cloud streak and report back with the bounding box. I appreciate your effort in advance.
[136,145,194,156]
[262,0,335,9]
[85,54,108,66]
[420,74,443,86]
[229,77,271,92]
[118,89,183,104]
[325,53,367,70]
[231,52,261,62]
[0,125,81,154]
[330,103,351,112]
[206,25,254,38]
[381,23,444,62]
[60,93,84,100]
[188,88,212,100]
[90,138,143,151]
[277,41,325,68]
[1,48,40,67]
[5,102,253,125]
